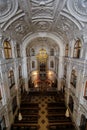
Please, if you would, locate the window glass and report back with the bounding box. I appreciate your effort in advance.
[3,41,12,59]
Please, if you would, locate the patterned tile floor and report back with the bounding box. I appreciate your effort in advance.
[30,96,55,130]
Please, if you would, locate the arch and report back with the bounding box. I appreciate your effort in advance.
[31,48,35,56]
[73,39,82,58]
[32,61,35,68]
[65,44,69,57]
[61,11,83,29]
[64,64,67,78]
[16,44,20,58]
[19,65,22,78]
[22,32,64,57]
[84,81,87,99]
[70,69,77,88]
[50,60,54,68]
[3,40,12,59]
[22,33,64,91]
[80,114,86,130]
[8,70,15,88]
[0,116,6,130]
[68,95,74,113]
[50,48,54,56]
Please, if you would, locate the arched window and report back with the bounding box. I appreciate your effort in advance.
[8,70,15,88]
[50,61,54,68]
[16,44,20,57]
[73,39,81,58]
[32,61,35,68]
[19,66,22,78]
[31,48,35,56]
[84,81,87,100]
[50,48,54,56]
[3,40,12,59]
[70,69,77,88]
[65,44,69,57]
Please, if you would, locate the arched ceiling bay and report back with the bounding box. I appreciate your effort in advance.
[0,0,87,44]
[26,37,59,48]
[26,37,59,56]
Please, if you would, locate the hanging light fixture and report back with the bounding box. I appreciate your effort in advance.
[36,48,48,63]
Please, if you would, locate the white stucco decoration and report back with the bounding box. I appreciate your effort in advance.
[0,0,18,23]
[22,32,64,57]
[67,0,87,22]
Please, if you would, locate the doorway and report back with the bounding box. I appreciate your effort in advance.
[0,116,6,130]
[80,114,86,130]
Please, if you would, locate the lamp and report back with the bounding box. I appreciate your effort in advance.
[18,112,22,121]
[36,48,48,63]
[65,108,70,117]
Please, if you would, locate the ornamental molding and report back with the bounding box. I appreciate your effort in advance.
[60,11,83,30]
[67,0,87,22]
[0,0,18,23]
[1,10,25,31]
[31,0,54,7]
[32,21,52,31]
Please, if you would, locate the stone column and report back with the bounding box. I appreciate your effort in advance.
[0,32,3,60]
[57,56,64,90]
[66,61,71,89]
[14,61,20,108]
[82,34,87,59]
[22,57,29,92]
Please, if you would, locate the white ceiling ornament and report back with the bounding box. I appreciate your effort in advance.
[0,0,18,23]
[32,8,53,18]
[7,18,31,41]
[33,21,52,31]
[31,0,54,6]
[31,0,55,19]
[67,0,87,22]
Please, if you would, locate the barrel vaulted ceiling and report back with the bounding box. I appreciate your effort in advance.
[0,0,87,44]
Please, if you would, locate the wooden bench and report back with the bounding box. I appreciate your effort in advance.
[48,103,65,107]
[15,116,38,123]
[20,103,38,108]
[48,109,66,114]
[20,109,38,113]
[48,116,71,121]
[11,123,38,130]
[20,110,38,115]
[47,113,65,117]
[15,120,38,124]
[48,119,71,123]
[19,115,39,117]
[47,107,66,110]
[20,107,39,110]
[48,122,74,130]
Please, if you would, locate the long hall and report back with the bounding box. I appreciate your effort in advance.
[0,0,87,130]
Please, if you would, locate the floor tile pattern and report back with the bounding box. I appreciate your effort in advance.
[30,96,55,130]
